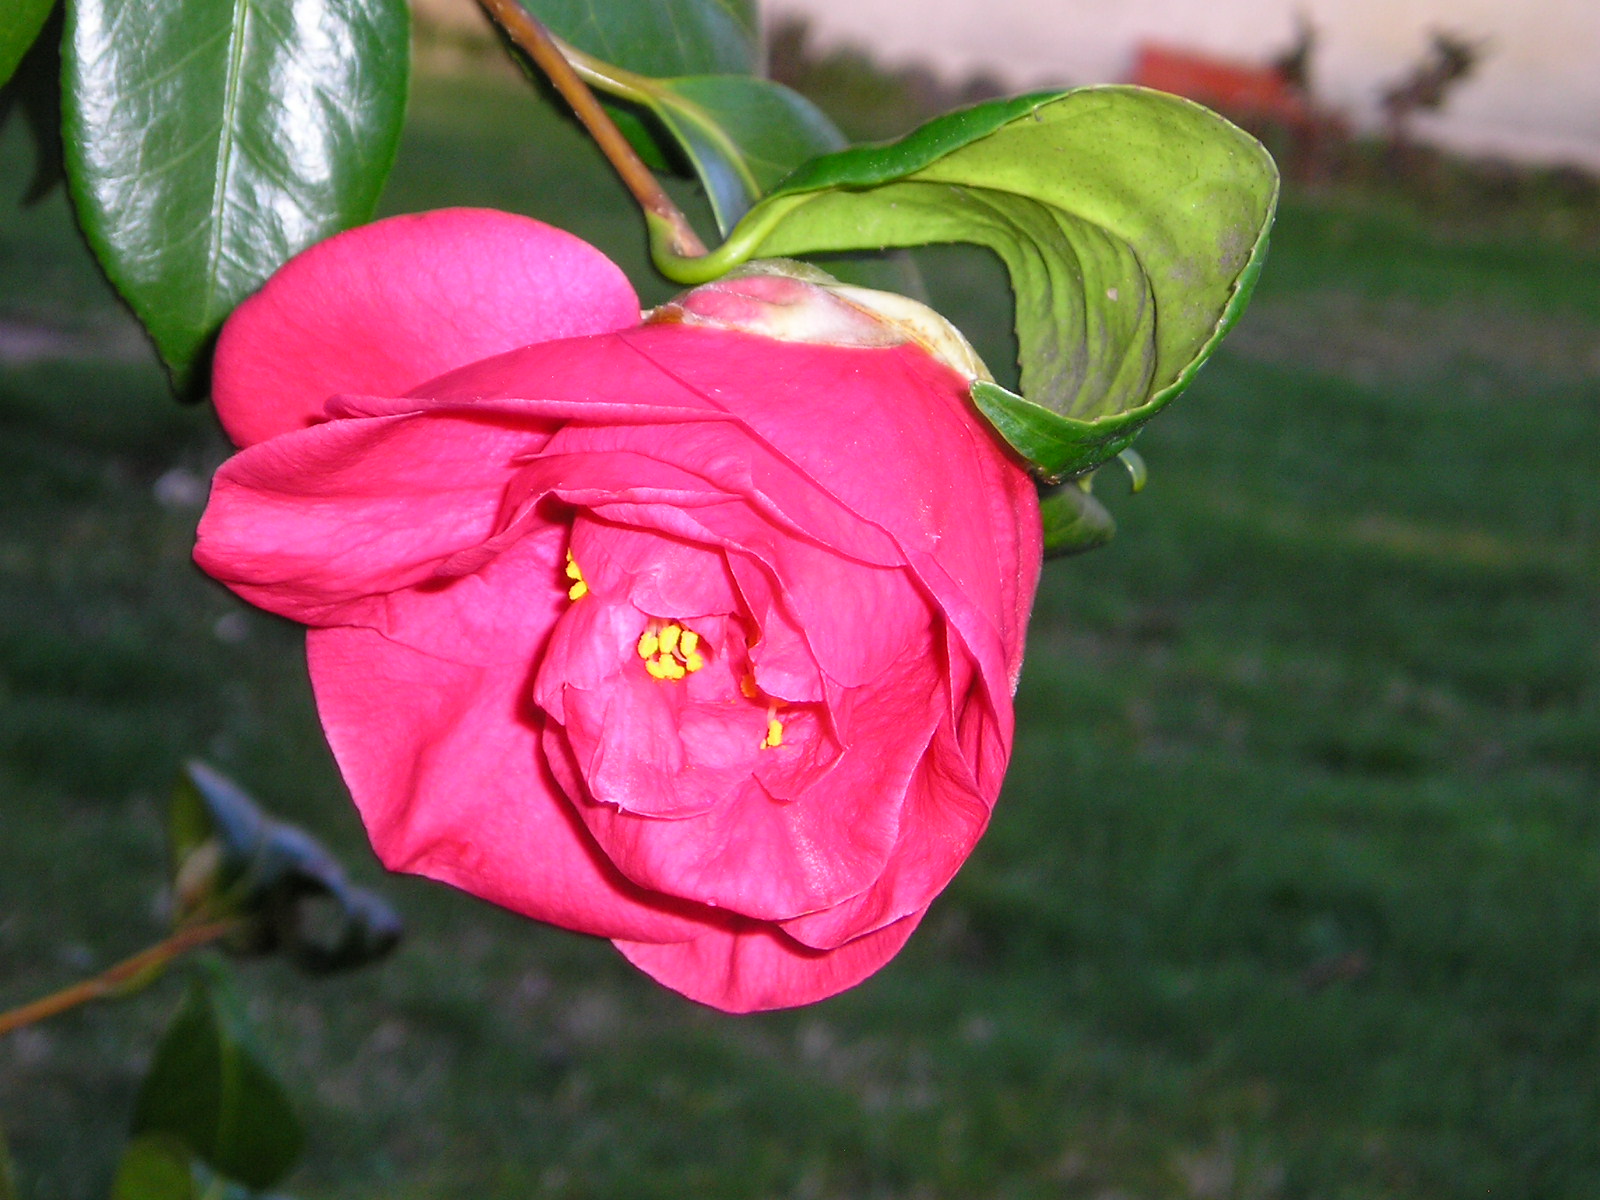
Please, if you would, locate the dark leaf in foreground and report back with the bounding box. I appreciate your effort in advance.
[130,963,302,1190]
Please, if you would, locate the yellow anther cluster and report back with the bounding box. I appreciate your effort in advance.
[563,549,588,601]
[638,622,704,680]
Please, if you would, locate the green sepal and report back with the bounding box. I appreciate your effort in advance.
[1039,482,1117,557]
[654,86,1278,477]
[130,962,303,1191]
[173,762,402,975]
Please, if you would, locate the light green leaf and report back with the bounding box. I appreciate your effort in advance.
[112,1138,199,1200]
[655,87,1278,478]
[0,0,53,88]
[518,0,756,78]
[1039,482,1116,557]
[131,962,302,1191]
[62,0,410,396]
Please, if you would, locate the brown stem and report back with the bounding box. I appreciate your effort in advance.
[475,0,708,258]
[0,920,239,1037]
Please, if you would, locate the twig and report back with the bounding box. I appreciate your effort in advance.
[474,0,708,258]
[0,919,239,1037]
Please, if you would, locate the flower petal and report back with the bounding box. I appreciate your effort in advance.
[620,327,1042,693]
[615,910,923,1013]
[195,410,547,625]
[212,209,640,448]
[780,717,990,950]
[307,623,703,946]
[572,636,947,922]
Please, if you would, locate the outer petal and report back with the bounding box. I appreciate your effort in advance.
[780,715,990,950]
[195,411,548,625]
[615,910,924,1014]
[212,209,640,448]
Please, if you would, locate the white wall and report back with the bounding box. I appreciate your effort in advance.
[774,0,1600,169]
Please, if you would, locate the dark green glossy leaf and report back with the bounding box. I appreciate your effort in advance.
[1039,482,1116,557]
[132,963,302,1190]
[519,0,755,77]
[656,87,1277,477]
[0,0,53,88]
[174,761,403,975]
[112,1138,199,1200]
[62,0,410,395]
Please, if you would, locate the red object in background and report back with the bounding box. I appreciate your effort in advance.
[1129,42,1311,127]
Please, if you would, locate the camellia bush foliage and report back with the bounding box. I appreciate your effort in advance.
[0,0,1277,1190]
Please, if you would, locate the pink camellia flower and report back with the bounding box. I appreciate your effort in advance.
[195,209,1041,1012]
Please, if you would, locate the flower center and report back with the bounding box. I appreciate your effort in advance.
[637,621,705,680]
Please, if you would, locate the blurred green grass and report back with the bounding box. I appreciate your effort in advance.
[1,68,1597,1200]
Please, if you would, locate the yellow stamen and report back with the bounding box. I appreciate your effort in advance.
[637,619,707,679]
[739,673,759,699]
[564,549,587,600]
[763,716,785,749]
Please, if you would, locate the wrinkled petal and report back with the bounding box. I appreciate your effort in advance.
[620,327,1041,694]
[780,718,989,949]
[308,625,703,946]
[195,411,547,625]
[569,637,947,922]
[213,209,640,448]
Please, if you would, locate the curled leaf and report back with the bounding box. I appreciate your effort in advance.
[656,87,1278,478]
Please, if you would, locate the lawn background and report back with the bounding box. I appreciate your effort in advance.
[1,47,1596,1200]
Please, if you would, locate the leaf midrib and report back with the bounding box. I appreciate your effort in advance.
[204,0,255,328]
